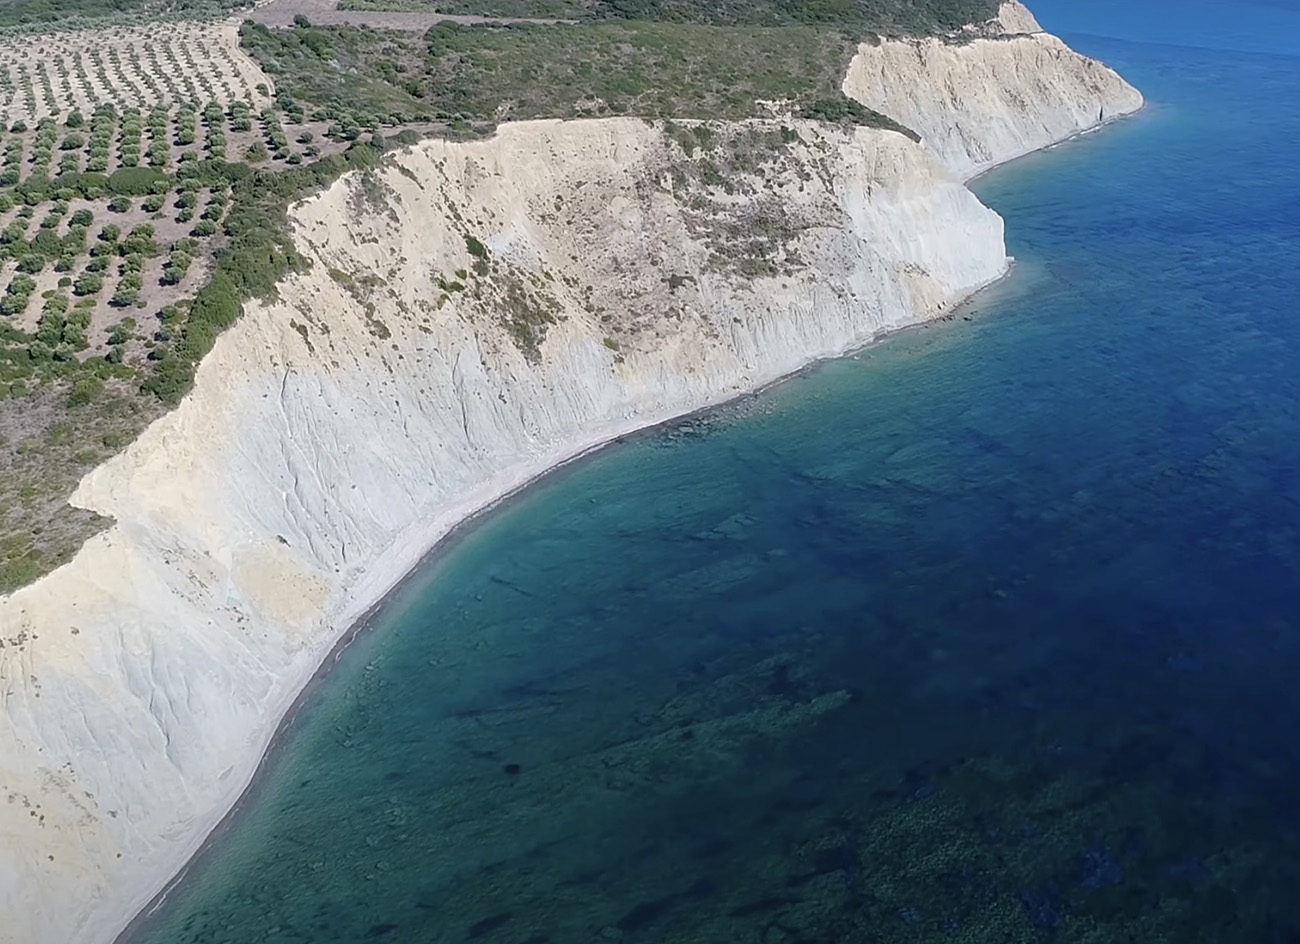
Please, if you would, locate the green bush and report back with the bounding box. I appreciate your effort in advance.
[107,166,168,196]
[110,284,139,308]
[119,225,158,256]
[60,323,88,351]
[161,251,192,285]
[65,374,103,407]
[36,304,66,346]
[72,272,103,296]
[141,354,193,405]
[0,296,30,316]
[0,275,36,316]
[107,317,136,345]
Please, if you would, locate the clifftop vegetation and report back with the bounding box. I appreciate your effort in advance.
[0,0,998,592]
[426,0,1001,36]
[242,19,912,134]
[236,0,1000,132]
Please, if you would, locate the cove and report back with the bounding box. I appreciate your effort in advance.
[127,23,1300,944]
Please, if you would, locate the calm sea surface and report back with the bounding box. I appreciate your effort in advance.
[130,13,1300,944]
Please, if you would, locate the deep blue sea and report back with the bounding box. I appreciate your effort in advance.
[130,6,1300,943]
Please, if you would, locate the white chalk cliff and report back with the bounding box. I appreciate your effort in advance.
[0,6,1141,943]
[844,0,1144,179]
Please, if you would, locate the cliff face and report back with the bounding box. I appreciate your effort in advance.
[0,118,1005,944]
[844,1,1145,179]
[0,13,1142,944]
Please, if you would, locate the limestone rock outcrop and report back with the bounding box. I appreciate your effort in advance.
[844,0,1144,179]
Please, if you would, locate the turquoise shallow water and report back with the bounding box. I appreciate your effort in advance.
[130,18,1300,944]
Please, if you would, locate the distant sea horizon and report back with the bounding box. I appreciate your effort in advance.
[128,7,1300,943]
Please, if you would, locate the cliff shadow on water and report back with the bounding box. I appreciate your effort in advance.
[121,25,1300,944]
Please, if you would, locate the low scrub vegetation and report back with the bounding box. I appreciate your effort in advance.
[419,0,1000,35]
[242,19,907,134]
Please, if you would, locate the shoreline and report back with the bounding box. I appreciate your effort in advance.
[962,106,1145,183]
[106,105,1143,944]
[107,260,1013,944]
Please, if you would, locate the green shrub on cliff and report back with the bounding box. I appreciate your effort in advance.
[140,141,382,405]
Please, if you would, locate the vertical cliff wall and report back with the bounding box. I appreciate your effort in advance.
[843,1,1144,179]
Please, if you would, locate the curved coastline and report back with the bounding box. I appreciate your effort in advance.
[0,114,1006,944]
[111,251,1018,943]
[962,107,1145,183]
[116,104,1129,920]
[116,90,1141,915]
[0,17,1143,944]
[110,258,1020,943]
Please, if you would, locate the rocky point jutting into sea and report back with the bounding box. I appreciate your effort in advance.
[0,5,1140,943]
